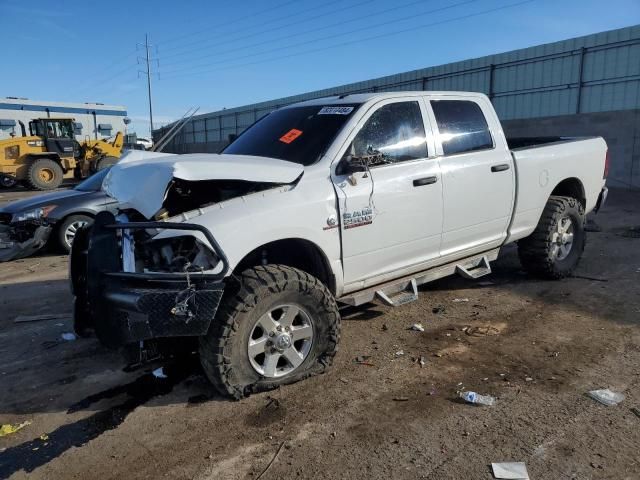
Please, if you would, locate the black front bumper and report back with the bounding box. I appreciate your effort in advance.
[71,211,228,348]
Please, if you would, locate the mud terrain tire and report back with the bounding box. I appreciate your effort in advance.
[199,265,340,399]
[518,195,586,279]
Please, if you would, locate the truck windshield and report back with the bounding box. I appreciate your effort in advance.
[222,104,361,166]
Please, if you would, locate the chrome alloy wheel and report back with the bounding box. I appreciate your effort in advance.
[248,304,314,378]
[64,220,89,249]
[551,216,574,260]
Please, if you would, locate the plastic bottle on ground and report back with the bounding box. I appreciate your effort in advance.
[460,391,495,406]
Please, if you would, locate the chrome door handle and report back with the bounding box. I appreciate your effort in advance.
[413,176,438,187]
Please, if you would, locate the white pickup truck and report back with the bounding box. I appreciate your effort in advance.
[70,91,608,398]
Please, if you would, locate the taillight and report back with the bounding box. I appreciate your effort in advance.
[603,150,610,179]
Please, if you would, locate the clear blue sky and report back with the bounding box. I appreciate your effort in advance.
[1,0,638,136]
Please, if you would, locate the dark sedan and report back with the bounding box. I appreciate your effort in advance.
[0,168,118,261]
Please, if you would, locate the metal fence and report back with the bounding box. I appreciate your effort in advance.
[156,25,640,153]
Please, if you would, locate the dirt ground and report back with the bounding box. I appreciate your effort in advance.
[1,186,639,480]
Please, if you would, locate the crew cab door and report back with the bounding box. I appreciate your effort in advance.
[427,97,514,257]
[332,98,443,289]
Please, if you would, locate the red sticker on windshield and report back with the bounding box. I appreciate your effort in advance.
[279,128,303,144]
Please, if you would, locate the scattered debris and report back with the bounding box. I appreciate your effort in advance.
[61,332,77,341]
[615,225,640,238]
[393,397,409,402]
[572,275,608,282]
[465,326,500,337]
[39,433,49,441]
[432,305,445,314]
[452,298,469,302]
[630,407,640,419]
[409,323,425,332]
[27,262,41,273]
[525,377,533,382]
[395,350,404,357]
[14,313,71,323]
[255,441,286,480]
[382,323,389,331]
[152,367,168,379]
[587,389,625,406]
[491,462,530,479]
[355,355,375,366]
[0,421,32,437]
[460,391,495,406]
[419,356,426,368]
[339,377,349,384]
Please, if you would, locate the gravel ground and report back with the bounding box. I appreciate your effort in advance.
[0,186,639,479]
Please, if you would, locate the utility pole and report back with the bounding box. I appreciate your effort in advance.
[138,34,158,137]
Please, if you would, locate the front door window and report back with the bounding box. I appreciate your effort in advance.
[349,101,428,166]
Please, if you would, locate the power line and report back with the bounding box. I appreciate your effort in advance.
[161,0,422,67]
[161,0,535,81]
[156,0,300,48]
[137,34,159,136]
[162,0,478,75]
[160,0,363,61]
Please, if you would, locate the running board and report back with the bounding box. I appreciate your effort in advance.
[376,279,418,307]
[339,248,499,307]
[455,255,492,279]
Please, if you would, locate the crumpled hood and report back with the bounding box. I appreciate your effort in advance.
[102,153,304,218]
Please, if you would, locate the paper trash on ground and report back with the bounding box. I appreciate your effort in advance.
[491,462,530,479]
[587,389,625,406]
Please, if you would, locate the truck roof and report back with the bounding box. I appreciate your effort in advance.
[286,91,489,108]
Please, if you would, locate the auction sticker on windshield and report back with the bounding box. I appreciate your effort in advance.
[279,128,303,144]
[318,106,354,115]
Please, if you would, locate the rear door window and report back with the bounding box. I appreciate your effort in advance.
[431,100,493,155]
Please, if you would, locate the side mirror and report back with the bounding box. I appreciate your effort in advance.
[336,154,367,176]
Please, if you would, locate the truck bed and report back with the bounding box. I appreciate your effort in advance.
[505,136,607,244]
[506,136,593,150]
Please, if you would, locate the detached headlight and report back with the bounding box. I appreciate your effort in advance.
[11,205,56,223]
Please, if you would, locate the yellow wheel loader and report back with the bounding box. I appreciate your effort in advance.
[0,118,123,190]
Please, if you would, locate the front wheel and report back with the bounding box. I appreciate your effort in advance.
[199,265,340,399]
[518,196,586,279]
[57,214,93,253]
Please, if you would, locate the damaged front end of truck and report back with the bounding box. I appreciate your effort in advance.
[71,211,229,363]
[70,152,304,365]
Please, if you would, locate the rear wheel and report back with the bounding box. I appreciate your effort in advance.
[518,196,586,279]
[27,158,64,190]
[57,214,93,253]
[96,156,119,170]
[199,265,340,399]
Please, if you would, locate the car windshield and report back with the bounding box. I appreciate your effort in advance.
[222,104,361,166]
[74,167,111,192]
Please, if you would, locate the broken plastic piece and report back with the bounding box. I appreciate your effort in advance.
[61,332,77,341]
[0,421,32,437]
[587,389,625,406]
[409,323,424,332]
[491,462,529,479]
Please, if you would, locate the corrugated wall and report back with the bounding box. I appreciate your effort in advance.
[156,25,640,154]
